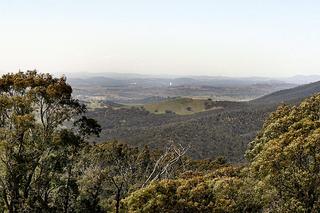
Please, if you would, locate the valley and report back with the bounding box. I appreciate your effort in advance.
[74,75,320,163]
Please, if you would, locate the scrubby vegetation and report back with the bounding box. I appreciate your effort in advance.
[124,93,320,212]
[0,71,320,212]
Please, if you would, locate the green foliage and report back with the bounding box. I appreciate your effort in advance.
[0,71,98,212]
[76,141,155,212]
[76,141,193,212]
[247,94,320,212]
[74,116,102,138]
[124,166,262,213]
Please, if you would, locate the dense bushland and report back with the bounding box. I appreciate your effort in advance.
[0,71,320,212]
[88,102,272,162]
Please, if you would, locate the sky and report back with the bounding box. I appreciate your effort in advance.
[0,0,320,77]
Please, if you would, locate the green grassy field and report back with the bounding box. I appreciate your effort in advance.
[143,97,220,115]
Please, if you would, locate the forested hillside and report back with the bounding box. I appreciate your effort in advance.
[89,104,271,162]
[251,80,320,104]
[87,81,320,162]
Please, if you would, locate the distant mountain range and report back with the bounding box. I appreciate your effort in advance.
[281,75,320,84]
[69,75,292,88]
[69,74,297,103]
[68,72,320,86]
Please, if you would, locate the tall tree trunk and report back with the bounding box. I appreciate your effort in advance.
[115,184,123,213]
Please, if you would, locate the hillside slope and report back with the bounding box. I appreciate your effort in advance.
[88,101,266,162]
[252,80,320,105]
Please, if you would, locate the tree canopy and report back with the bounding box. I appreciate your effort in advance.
[0,71,100,212]
[246,94,320,212]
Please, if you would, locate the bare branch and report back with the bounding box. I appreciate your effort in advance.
[142,142,189,188]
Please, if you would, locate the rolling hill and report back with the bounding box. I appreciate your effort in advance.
[143,97,222,115]
[87,80,320,163]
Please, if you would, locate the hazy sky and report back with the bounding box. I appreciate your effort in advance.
[1,0,320,77]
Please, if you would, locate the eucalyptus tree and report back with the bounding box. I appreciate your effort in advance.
[0,71,100,212]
